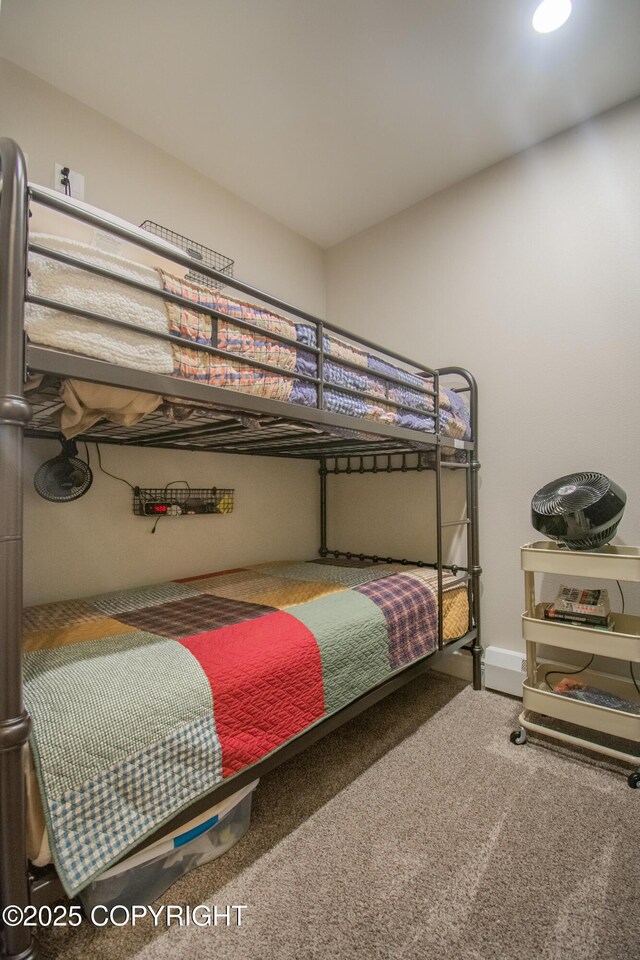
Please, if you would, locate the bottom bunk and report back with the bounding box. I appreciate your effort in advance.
[23,557,470,899]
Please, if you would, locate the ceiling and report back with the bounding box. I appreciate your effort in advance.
[2,0,640,247]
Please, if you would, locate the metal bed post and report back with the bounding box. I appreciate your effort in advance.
[467,448,483,689]
[440,367,482,690]
[0,140,38,960]
[467,374,482,690]
[318,315,328,560]
[434,374,444,652]
[319,456,328,557]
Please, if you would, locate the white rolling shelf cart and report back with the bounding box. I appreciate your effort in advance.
[511,541,640,788]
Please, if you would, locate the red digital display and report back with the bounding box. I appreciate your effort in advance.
[143,502,170,516]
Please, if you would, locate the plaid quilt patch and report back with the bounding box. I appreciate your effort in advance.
[324,359,386,398]
[356,572,439,669]
[120,593,275,637]
[324,389,397,423]
[218,319,296,371]
[162,272,300,401]
[45,717,222,894]
[324,333,369,367]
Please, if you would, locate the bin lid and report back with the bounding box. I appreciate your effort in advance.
[94,779,258,880]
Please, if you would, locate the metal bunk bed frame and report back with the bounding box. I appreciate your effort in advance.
[0,138,481,960]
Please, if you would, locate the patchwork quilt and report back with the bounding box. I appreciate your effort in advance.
[23,559,468,896]
[162,274,471,440]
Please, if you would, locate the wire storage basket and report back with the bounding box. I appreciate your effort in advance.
[140,221,234,290]
[133,486,235,517]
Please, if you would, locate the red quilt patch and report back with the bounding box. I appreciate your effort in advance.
[180,610,325,777]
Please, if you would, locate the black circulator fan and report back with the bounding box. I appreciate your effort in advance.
[34,439,93,503]
[531,472,626,551]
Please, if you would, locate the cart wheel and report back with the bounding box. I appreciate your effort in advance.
[510,729,527,745]
[627,771,640,789]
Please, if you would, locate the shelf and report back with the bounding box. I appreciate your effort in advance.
[521,541,640,582]
[519,541,640,766]
[522,604,640,662]
[522,674,640,742]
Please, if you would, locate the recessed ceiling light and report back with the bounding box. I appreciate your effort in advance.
[532,0,572,34]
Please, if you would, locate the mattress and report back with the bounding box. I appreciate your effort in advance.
[23,558,468,894]
[25,233,471,442]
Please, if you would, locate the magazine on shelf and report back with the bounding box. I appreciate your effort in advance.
[552,585,611,617]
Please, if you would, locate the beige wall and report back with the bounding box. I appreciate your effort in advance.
[325,99,640,654]
[24,439,316,605]
[0,58,323,604]
[0,59,325,314]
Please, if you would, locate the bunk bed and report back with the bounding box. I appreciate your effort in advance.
[0,138,481,960]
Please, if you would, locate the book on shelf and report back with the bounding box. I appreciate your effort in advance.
[542,602,614,630]
[552,584,610,618]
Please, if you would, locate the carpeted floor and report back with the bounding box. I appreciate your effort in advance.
[37,673,639,960]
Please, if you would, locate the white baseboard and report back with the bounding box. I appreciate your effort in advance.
[484,646,526,697]
[436,646,529,695]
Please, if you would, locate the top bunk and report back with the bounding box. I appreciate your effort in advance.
[1,139,476,462]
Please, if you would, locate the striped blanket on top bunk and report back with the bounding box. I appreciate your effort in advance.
[25,235,471,441]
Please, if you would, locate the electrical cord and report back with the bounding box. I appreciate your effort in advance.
[616,579,625,614]
[95,444,135,490]
[545,655,595,691]
[93,455,215,533]
[164,480,190,508]
[95,444,159,532]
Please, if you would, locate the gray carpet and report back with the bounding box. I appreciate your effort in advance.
[38,674,639,960]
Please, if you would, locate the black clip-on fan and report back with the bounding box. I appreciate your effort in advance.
[34,438,93,503]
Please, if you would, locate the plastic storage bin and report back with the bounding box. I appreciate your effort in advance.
[80,780,258,912]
